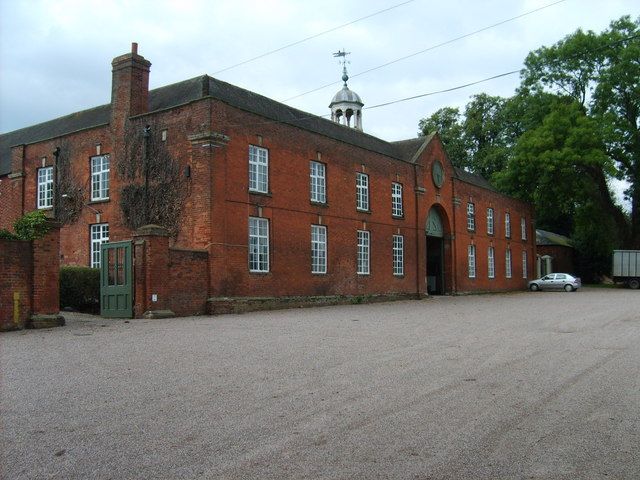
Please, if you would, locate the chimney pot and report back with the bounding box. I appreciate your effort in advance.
[132,42,138,55]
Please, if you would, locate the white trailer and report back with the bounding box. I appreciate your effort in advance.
[612,250,640,289]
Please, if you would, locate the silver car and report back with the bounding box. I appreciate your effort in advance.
[529,273,581,292]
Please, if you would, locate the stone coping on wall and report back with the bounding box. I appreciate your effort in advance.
[207,293,421,315]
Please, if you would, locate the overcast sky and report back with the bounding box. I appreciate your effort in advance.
[0,0,635,142]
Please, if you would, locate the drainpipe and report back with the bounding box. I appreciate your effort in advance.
[413,164,421,298]
[451,176,457,294]
[52,146,61,220]
[143,125,151,224]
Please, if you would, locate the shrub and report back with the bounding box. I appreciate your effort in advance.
[10,210,51,240]
[60,266,100,313]
[0,229,17,240]
[0,211,51,241]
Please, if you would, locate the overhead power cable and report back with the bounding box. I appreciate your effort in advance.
[211,0,417,75]
[282,0,568,102]
[364,70,521,110]
[219,68,521,130]
[215,31,640,130]
[366,32,640,110]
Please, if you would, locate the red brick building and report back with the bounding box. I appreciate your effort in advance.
[0,44,535,310]
[536,229,576,277]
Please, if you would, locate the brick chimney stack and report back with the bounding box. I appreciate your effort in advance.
[111,42,151,128]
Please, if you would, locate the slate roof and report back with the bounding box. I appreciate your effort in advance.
[0,74,488,195]
[0,105,110,176]
[391,136,432,164]
[1,75,428,176]
[536,229,573,247]
[453,166,497,192]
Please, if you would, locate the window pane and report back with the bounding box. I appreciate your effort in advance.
[468,245,476,278]
[117,246,125,285]
[91,155,110,200]
[393,235,404,276]
[357,230,370,274]
[90,223,109,268]
[310,161,326,203]
[487,208,494,235]
[249,146,268,193]
[392,183,403,217]
[356,173,369,211]
[249,217,269,272]
[311,225,327,273]
[488,247,495,278]
[467,203,475,231]
[37,166,53,209]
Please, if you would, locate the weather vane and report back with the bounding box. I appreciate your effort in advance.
[333,49,351,85]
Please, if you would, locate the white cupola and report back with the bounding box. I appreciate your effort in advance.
[329,52,363,131]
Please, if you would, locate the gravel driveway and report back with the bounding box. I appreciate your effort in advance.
[2,288,639,479]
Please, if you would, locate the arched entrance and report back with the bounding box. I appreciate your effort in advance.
[426,206,449,295]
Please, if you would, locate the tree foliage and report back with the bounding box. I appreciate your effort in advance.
[0,210,52,241]
[419,94,516,181]
[418,15,639,278]
[522,15,639,246]
[418,106,470,169]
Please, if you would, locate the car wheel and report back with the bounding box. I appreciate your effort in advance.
[564,284,574,292]
[530,284,539,291]
[629,279,640,289]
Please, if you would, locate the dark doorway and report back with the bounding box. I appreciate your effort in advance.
[426,236,444,295]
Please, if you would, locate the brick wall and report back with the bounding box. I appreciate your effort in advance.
[453,178,536,292]
[132,225,209,318]
[0,145,26,230]
[538,245,575,275]
[32,227,61,315]
[0,226,61,330]
[168,248,209,316]
[207,101,421,298]
[0,239,32,330]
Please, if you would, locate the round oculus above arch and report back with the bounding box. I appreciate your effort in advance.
[432,160,445,188]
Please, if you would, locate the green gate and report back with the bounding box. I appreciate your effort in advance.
[100,241,133,318]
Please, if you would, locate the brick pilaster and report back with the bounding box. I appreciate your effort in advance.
[133,224,172,318]
[31,222,61,315]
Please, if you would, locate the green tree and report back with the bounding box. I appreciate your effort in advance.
[463,93,511,180]
[495,98,619,278]
[418,106,470,169]
[419,94,522,181]
[522,15,639,246]
[496,100,609,228]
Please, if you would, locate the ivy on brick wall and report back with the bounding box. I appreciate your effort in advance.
[118,120,189,237]
[55,140,86,225]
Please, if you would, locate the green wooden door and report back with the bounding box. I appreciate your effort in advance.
[100,241,133,318]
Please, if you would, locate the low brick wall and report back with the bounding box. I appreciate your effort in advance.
[0,239,33,330]
[208,292,420,315]
[0,226,62,331]
[132,225,209,318]
[168,248,209,316]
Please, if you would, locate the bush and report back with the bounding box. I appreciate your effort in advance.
[0,211,51,241]
[60,266,100,313]
[14,210,51,240]
[0,229,18,240]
